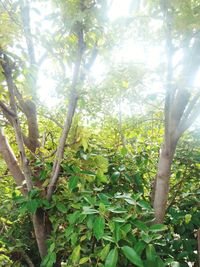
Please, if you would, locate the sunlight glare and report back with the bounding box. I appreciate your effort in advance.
[108,0,132,21]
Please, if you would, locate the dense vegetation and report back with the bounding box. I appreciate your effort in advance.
[0,0,199,266]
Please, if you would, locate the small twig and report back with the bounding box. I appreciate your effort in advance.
[20,250,35,267]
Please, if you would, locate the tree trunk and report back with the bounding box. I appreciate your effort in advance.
[32,209,48,258]
[153,143,175,223]
[197,229,200,267]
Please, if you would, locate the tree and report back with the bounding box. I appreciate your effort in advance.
[152,0,200,223]
[0,0,106,259]
[0,0,199,266]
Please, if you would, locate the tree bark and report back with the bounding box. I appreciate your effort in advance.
[0,53,48,259]
[32,209,48,258]
[197,229,200,267]
[0,127,27,194]
[153,143,175,223]
[0,127,48,258]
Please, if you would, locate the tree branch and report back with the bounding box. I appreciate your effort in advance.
[0,100,16,117]
[169,88,190,136]
[20,250,35,267]
[14,88,40,152]
[0,127,27,194]
[176,100,200,137]
[0,52,33,191]
[41,113,63,129]
[177,91,200,132]
[46,29,85,200]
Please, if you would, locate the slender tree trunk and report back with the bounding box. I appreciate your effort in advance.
[197,229,200,267]
[153,143,175,223]
[32,209,48,258]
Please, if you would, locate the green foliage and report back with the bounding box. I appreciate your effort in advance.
[0,0,200,266]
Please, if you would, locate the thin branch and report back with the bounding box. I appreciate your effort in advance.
[169,88,190,135]
[178,91,200,131]
[20,250,35,267]
[41,113,63,129]
[46,29,85,200]
[176,100,200,138]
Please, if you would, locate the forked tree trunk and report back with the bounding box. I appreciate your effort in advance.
[153,142,175,223]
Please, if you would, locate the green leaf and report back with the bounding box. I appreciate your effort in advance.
[26,199,40,214]
[137,200,151,210]
[149,224,167,232]
[111,171,120,182]
[42,252,56,267]
[120,146,128,156]
[68,211,82,224]
[133,220,148,231]
[113,217,126,223]
[56,203,68,213]
[121,246,144,267]
[146,244,156,262]
[47,252,56,267]
[102,236,115,242]
[99,243,110,261]
[71,245,81,264]
[68,176,79,191]
[105,248,118,267]
[156,256,165,267]
[98,193,110,205]
[141,232,152,243]
[108,207,127,213]
[170,262,180,267]
[134,241,146,256]
[83,206,99,214]
[79,257,89,264]
[93,216,105,240]
[114,222,121,242]
[39,169,48,180]
[64,226,74,238]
